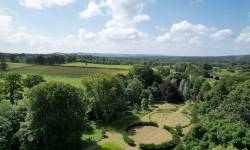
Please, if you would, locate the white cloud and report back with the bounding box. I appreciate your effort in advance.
[235,26,250,43]
[18,0,75,9]
[134,14,151,22]
[0,15,12,31]
[79,1,103,19]
[90,0,151,41]
[156,20,232,44]
[170,20,214,35]
[78,28,97,40]
[211,29,233,40]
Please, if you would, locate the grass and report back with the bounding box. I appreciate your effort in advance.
[62,62,131,70]
[98,142,124,150]
[82,122,104,143]
[164,112,191,128]
[128,126,172,145]
[7,62,32,70]
[6,63,128,87]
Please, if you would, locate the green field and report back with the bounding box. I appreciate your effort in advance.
[62,62,131,70]
[7,63,128,87]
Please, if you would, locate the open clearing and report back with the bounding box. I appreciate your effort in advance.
[128,126,172,145]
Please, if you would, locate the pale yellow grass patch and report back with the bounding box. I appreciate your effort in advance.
[128,126,172,145]
[156,103,176,110]
[149,112,171,127]
[164,112,190,127]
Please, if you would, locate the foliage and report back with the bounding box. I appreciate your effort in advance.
[0,116,13,150]
[128,65,162,87]
[156,66,170,77]
[26,82,86,150]
[0,60,7,71]
[125,78,144,106]
[23,74,45,88]
[83,76,127,122]
[184,119,250,150]
[2,73,23,104]
[160,82,184,103]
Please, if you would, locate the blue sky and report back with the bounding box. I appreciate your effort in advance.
[0,0,250,56]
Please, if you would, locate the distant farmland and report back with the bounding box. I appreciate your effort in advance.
[7,62,129,87]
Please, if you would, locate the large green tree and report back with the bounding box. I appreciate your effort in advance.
[27,82,86,150]
[125,78,144,107]
[83,76,127,122]
[2,73,23,104]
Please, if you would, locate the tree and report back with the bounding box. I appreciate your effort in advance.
[83,76,127,122]
[125,78,144,106]
[128,65,162,87]
[0,116,13,150]
[156,66,170,77]
[3,73,23,104]
[148,93,154,106]
[27,82,86,150]
[0,60,7,71]
[183,81,191,100]
[141,97,149,111]
[148,82,161,101]
[197,81,211,101]
[160,82,184,103]
[23,75,45,88]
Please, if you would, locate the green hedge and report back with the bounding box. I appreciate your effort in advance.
[124,121,158,131]
[122,132,136,147]
[139,125,181,150]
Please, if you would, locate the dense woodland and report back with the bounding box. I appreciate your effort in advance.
[0,53,250,150]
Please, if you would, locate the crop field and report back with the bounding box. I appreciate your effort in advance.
[62,62,131,70]
[6,63,128,87]
[7,62,32,70]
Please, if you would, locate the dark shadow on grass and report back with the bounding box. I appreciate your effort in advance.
[96,111,141,133]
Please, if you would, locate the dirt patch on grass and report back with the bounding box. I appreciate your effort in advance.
[128,126,172,145]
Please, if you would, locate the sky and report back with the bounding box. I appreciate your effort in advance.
[0,0,250,56]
